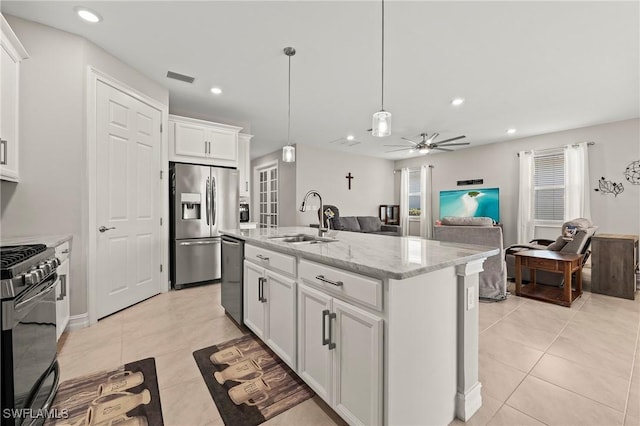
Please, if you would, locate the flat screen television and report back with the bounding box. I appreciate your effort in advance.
[439,187,500,223]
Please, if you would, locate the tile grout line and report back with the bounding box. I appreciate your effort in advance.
[621,315,640,426]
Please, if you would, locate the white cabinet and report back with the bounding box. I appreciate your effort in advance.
[54,240,71,340]
[238,133,252,197]
[169,115,242,168]
[243,257,297,369]
[0,15,28,182]
[298,283,383,426]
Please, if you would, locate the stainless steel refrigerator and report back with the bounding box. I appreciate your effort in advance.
[170,162,239,289]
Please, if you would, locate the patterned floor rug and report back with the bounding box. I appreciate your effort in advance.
[193,334,315,426]
[45,358,163,426]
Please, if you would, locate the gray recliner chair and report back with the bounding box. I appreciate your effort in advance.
[505,218,597,287]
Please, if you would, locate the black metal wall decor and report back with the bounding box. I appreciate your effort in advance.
[624,160,640,185]
[594,176,624,197]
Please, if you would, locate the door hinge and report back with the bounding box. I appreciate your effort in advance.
[160,123,163,133]
[160,264,163,272]
[160,170,163,179]
[160,217,163,226]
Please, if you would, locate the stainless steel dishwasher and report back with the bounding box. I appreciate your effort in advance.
[221,235,244,324]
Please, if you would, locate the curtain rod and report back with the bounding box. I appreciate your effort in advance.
[393,165,434,173]
[517,141,595,157]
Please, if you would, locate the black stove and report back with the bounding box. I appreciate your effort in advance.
[1,244,48,277]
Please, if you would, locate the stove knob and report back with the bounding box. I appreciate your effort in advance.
[40,264,52,276]
[24,272,37,285]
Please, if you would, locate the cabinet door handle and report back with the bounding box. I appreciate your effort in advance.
[0,139,6,165]
[259,277,267,303]
[61,249,70,254]
[204,141,208,154]
[57,275,67,301]
[245,182,248,192]
[257,276,262,302]
[328,312,337,350]
[322,309,330,346]
[315,275,343,287]
[256,254,270,262]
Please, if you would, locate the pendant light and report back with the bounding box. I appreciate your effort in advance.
[372,0,391,137]
[282,47,296,162]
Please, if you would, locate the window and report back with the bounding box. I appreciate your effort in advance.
[533,152,565,221]
[408,169,421,217]
[258,164,278,229]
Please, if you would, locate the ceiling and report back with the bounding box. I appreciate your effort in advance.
[2,1,638,160]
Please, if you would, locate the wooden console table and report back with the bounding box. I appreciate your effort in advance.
[514,250,583,307]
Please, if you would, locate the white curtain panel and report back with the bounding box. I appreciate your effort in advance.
[517,151,535,243]
[564,142,592,220]
[419,165,432,239]
[400,168,410,236]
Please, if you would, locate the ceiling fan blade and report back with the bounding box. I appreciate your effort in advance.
[426,132,439,143]
[435,135,466,145]
[384,144,412,147]
[434,142,470,147]
[433,147,453,152]
[401,137,420,146]
[386,148,411,153]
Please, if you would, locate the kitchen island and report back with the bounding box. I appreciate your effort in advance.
[221,226,499,425]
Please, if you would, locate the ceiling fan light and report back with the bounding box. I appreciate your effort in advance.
[282,145,295,163]
[372,110,392,137]
[419,146,430,154]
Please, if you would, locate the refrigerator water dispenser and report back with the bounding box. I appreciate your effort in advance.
[181,193,201,219]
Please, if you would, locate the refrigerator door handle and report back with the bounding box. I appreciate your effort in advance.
[205,176,210,226]
[211,175,217,226]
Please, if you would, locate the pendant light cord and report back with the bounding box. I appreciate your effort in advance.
[381,0,385,111]
[288,53,292,144]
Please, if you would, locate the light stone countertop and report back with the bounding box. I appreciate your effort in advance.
[1,234,73,249]
[221,226,499,280]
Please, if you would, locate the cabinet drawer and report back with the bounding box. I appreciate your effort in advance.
[299,259,382,311]
[524,257,561,272]
[245,244,296,277]
[55,241,71,263]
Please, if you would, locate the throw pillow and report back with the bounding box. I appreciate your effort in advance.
[357,217,382,232]
[339,217,361,232]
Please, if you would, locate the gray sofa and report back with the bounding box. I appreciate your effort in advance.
[433,216,507,301]
[319,205,402,236]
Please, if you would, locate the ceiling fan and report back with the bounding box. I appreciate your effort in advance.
[385,132,469,154]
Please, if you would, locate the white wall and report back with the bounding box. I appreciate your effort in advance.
[250,144,396,228]
[295,144,395,226]
[395,118,640,246]
[0,16,168,316]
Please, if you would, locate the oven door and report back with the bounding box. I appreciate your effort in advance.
[8,273,59,422]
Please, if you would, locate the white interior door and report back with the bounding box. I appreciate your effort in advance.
[96,81,162,318]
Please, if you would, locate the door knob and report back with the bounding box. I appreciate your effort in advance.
[98,226,116,233]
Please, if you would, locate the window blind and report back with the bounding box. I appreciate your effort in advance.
[533,152,565,221]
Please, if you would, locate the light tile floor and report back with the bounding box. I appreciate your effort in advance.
[57,283,640,426]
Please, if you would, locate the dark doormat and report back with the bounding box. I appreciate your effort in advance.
[193,334,315,426]
[45,358,163,426]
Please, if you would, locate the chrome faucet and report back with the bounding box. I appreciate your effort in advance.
[299,190,328,236]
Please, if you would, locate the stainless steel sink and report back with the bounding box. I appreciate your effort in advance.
[268,234,337,244]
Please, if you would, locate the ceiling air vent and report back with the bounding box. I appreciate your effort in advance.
[166,71,195,84]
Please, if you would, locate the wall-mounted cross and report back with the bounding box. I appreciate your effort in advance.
[346,172,354,190]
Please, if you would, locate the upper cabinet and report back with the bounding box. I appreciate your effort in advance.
[238,133,252,198]
[169,114,242,168]
[0,15,29,182]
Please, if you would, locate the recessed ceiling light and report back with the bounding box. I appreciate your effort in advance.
[451,98,465,106]
[75,7,102,23]
[506,128,517,134]
[210,87,222,95]
[346,135,355,141]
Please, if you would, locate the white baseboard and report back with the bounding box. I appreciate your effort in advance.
[67,313,89,331]
[456,382,483,421]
